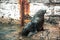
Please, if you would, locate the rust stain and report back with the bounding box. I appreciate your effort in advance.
[19,0,30,16]
[19,0,30,15]
[24,0,30,15]
[19,0,30,26]
[19,0,25,26]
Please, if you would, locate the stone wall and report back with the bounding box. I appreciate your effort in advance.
[28,0,60,3]
[0,0,20,20]
[0,0,60,23]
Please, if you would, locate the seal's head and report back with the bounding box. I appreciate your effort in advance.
[41,10,46,14]
[36,9,46,15]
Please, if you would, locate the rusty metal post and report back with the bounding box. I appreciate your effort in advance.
[20,0,25,26]
[19,0,30,26]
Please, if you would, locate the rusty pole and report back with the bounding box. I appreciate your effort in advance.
[20,0,30,26]
[20,0,25,26]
